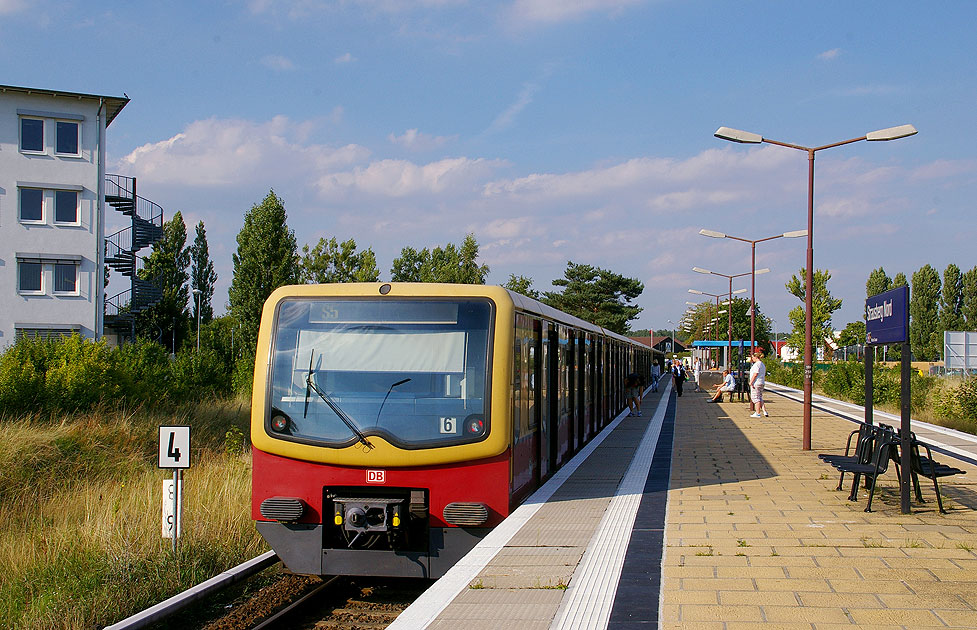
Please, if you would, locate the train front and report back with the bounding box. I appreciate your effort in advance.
[251,283,513,578]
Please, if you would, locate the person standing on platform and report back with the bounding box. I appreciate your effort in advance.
[692,357,702,392]
[625,371,642,416]
[650,362,660,392]
[748,350,768,418]
[672,362,686,397]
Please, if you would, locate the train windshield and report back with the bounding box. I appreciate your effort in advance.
[268,298,492,448]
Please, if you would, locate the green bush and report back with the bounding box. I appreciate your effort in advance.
[170,349,231,401]
[112,340,172,405]
[43,336,119,413]
[822,361,865,404]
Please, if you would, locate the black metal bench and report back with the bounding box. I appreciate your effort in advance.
[905,433,967,514]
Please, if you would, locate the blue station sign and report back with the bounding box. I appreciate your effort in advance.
[865,285,909,345]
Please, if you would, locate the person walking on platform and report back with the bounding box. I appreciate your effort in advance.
[650,362,660,392]
[748,350,768,417]
[672,362,686,397]
[708,369,735,402]
[625,371,642,416]
[692,357,702,392]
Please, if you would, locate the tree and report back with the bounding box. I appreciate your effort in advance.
[785,268,843,360]
[963,266,977,331]
[228,190,299,358]
[503,274,540,300]
[542,261,643,335]
[299,237,380,284]
[910,264,941,361]
[838,321,866,348]
[190,220,218,327]
[940,263,964,333]
[137,211,190,349]
[866,267,892,298]
[390,234,489,284]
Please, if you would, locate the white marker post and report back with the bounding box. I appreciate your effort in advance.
[159,426,191,553]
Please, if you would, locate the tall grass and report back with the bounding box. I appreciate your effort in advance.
[0,400,264,630]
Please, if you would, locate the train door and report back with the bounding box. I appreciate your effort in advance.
[534,320,551,483]
[548,325,560,471]
[510,314,537,506]
[576,335,586,448]
[567,330,577,455]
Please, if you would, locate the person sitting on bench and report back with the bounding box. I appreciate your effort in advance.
[708,369,735,402]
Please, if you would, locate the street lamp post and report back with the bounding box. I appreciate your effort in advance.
[715,123,917,450]
[192,288,202,352]
[694,267,752,373]
[689,289,724,368]
[700,229,805,355]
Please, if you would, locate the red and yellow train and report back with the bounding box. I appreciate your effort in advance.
[251,283,656,578]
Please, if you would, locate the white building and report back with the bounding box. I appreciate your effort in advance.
[0,84,129,343]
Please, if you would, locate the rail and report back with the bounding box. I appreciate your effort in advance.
[105,174,164,227]
[104,551,279,630]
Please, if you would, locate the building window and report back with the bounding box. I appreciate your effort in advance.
[55,121,79,155]
[20,117,43,152]
[20,188,44,222]
[54,263,78,294]
[19,262,42,293]
[54,190,79,223]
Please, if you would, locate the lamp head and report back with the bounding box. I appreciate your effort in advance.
[715,126,763,144]
[699,229,726,239]
[783,229,808,238]
[865,124,917,141]
[755,268,771,275]
[733,288,748,295]
[692,267,712,275]
[688,289,703,295]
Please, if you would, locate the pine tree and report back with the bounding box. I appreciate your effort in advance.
[542,261,643,334]
[910,264,941,361]
[137,211,190,349]
[504,274,540,300]
[190,220,218,327]
[228,190,299,357]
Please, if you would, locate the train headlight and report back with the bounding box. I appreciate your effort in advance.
[271,413,289,433]
[464,414,485,437]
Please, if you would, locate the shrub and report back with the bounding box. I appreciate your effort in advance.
[111,340,172,406]
[170,349,232,401]
[822,361,865,404]
[43,336,119,413]
[0,337,59,412]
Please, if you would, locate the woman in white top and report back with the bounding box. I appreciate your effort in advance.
[748,350,768,417]
[693,357,701,392]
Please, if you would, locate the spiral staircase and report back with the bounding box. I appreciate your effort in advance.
[103,175,164,340]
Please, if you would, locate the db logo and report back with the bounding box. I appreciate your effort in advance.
[366,470,386,484]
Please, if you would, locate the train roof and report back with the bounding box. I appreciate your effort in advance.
[504,289,641,346]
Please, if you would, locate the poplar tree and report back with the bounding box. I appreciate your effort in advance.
[137,211,190,348]
[190,220,218,326]
[962,266,977,331]
[940,263,964,333]
[228,190,299,357]
[910,264,941,360]
[866,267,893,298]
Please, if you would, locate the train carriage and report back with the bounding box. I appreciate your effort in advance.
[251,283,656,578]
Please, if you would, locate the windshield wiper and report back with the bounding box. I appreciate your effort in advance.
[304,351,373,450]
[374,377,411,427]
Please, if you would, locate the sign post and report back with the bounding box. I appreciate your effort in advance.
[159,426,191,552]
[865,286,911,513]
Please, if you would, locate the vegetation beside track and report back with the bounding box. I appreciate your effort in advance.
[0,398,265,630]
[766,358,977,435]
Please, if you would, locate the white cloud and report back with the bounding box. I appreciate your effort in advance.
[486,82,538,134]
[388,128,457,151]
[0,0,28,14]
[509,0,644,23]
[335,52,356,64]
[316,157,507,198]
[818,48,841,60]
[261,54,295,71]
[116,116,369,187]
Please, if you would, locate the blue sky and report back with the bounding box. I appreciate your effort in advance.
[3,1,976,335]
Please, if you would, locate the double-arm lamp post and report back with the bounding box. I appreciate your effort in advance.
[715,124,916,449]
[690,279,750,371]
[699,229,806,356]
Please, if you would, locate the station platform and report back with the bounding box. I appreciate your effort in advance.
[389,376,977,630]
